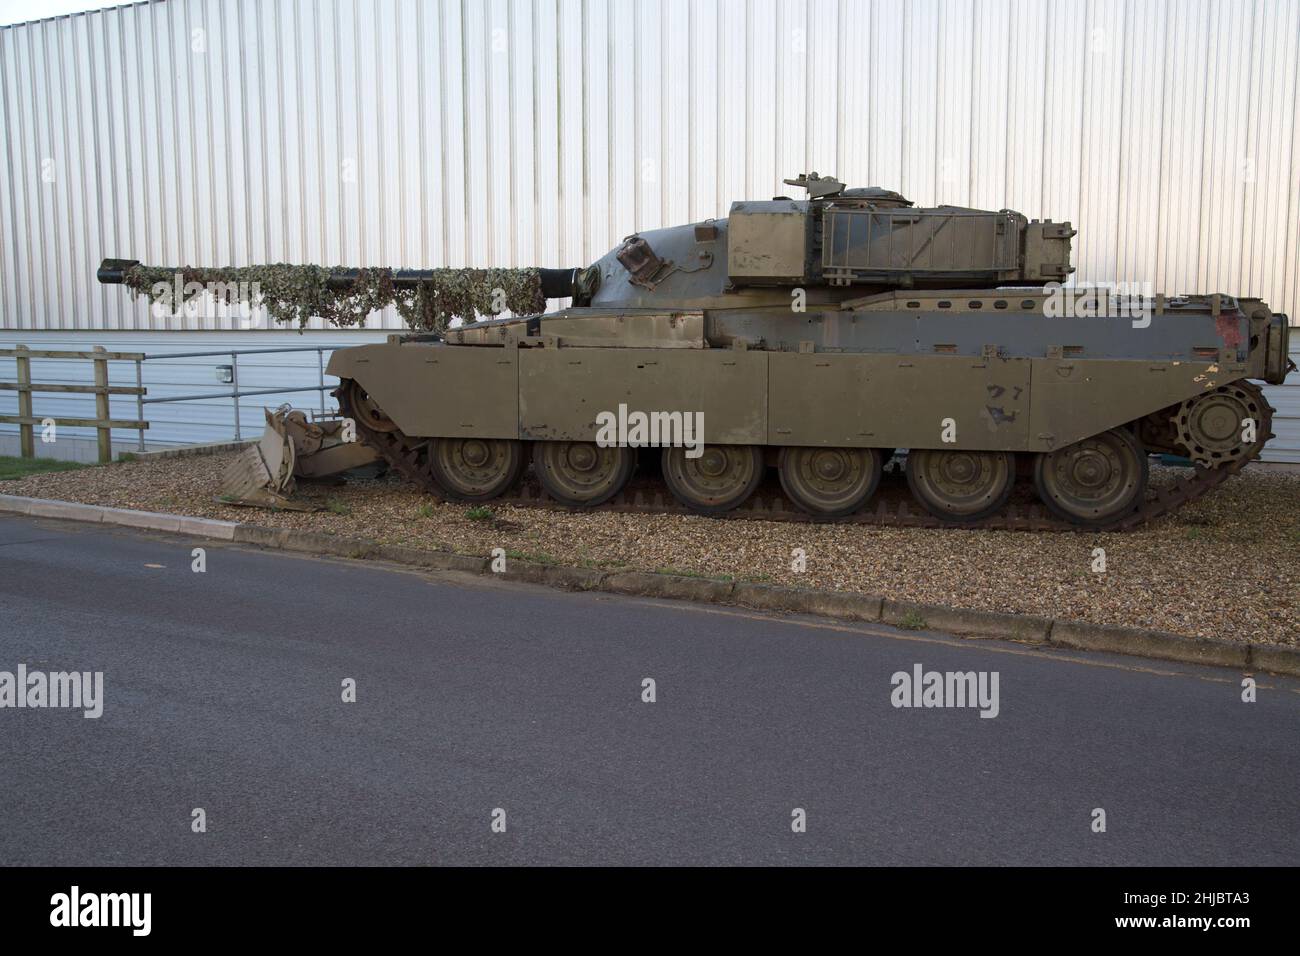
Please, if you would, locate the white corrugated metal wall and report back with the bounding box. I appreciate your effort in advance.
[1,0,1298,333]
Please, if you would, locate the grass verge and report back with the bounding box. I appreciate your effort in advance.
[0,455,89,481]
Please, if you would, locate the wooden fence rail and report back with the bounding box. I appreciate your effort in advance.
[0,345,148,463]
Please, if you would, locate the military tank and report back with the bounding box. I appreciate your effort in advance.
[98,173,1292,529]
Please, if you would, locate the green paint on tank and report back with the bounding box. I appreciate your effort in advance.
[98,172,1291,527]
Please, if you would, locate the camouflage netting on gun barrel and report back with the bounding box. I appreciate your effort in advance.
[120,264,547,333]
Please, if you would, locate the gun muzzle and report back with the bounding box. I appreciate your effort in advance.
[96,258,140,284]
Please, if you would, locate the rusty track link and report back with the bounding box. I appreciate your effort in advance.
[337,384,1275,533]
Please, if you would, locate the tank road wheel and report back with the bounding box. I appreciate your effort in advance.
[534,442,635,507]
[662,445,764,515]
[1033,428,1147,527]
[343,379,397,433]
[427,437,526,502]
[905,449,1016,523]
[778,447,884,517]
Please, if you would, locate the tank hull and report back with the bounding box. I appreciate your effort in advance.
[327,295,1284,455]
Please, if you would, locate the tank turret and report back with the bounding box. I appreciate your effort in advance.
[577,173,1075,313]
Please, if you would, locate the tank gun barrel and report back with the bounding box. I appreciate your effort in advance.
[97,259,580,299]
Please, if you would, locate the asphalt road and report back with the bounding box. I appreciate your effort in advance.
[1,513,1297,866]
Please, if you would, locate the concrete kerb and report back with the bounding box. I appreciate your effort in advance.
[499,560,608,590]
[732,582,883,621]
[882,598,1055,644]
[1,492,1297,678]
[371,542,488,575]
[21,497,105,523]
[1047,619,1250,670]
[605,571,735,603]
[1249,644,1300,678]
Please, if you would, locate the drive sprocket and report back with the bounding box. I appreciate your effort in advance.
[1171,381,1269,467]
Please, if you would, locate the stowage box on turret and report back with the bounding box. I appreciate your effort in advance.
[100,173,1292,529]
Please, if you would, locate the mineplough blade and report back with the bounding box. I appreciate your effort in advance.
[216,405,378,511]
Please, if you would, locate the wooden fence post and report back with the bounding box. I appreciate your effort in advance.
[15,344,33,458]
[93,345,111,463]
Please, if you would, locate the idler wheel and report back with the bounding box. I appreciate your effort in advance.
[905,449,1015,523]
[534,441,635,507]
[1033,427,1147,527]
[778,446,884,517]
[427,437,526,502]
[1172,383,1265,466]
[343,379,398,434]
[661,445,764,515]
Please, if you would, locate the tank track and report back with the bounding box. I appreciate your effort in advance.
[337,384,1275,533]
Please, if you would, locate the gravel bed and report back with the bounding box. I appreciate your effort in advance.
[6,453,1298,645]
